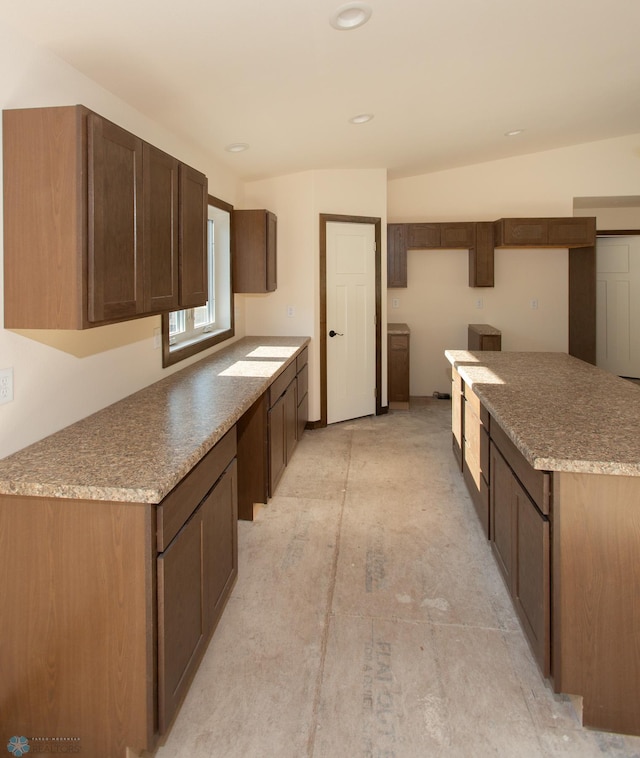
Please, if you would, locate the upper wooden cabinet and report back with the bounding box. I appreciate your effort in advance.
[3,105,208,329]
[441,222,476,249]
[387,224,408,287]
[387,217,595,290]
[233,209,277,293]
[494,217,596,248]
[178,164,208,307]
[408,223,440,249]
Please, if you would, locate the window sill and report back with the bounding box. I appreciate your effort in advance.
[162,319,234,368]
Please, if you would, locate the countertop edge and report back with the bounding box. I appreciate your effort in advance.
[0,336,311,503]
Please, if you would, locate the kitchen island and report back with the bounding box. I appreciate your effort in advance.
[0,336,310,758]
[446,349,640,737]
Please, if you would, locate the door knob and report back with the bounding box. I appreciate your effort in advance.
[329,329,344,337]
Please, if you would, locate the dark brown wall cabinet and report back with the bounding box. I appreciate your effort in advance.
[3,105,208,329]
[387,224,408,287]
[494,217,596,248]
[387,220,495,288]
[233,209,277,293]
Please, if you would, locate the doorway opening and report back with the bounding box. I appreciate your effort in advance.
[319,213,382,427]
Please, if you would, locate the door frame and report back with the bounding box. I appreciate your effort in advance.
[319,213,383,428]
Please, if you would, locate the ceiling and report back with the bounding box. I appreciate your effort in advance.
[3,0,639,182]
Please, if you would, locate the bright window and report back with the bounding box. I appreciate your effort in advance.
[162,195,234,366]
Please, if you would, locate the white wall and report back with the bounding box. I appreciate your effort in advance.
[242,168,387,421]
[388,134,640,395]
[0,25,242,458]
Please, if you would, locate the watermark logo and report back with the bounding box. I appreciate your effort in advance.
[7,737,30,756]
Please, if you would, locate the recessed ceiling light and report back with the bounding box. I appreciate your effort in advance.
[330,2,372,30]
[349,113,374,124]
[225,143,249,153]
[504,129,524,137]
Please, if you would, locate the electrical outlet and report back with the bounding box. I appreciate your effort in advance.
[391,298,400,309]
[475,297,483,309]
[531,298,539,310]
[287,305,295,317]
[0,368,14,405]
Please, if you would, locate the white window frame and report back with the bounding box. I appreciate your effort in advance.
[162,195,234,367]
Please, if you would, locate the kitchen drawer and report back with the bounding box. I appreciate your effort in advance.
[269,362,296,407]
[464,387,490,428]
[491,421,550,515]
[297,362,308,402]
[157,427,237,550]
[296,346,308,372]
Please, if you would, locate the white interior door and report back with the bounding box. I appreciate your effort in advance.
[596,235,640,378]
[326,221,376,424]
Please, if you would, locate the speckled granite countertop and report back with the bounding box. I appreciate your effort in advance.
[0,337,310,503]
[388,323,410,335]
[467,324,501,336]
[446,350,640,476]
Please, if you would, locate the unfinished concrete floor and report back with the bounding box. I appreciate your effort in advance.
[151,399,640,758]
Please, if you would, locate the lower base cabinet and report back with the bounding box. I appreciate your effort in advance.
[490,440,550,675]
[0,428,238,758]
[157,458,238,731]
[236,347,309,519]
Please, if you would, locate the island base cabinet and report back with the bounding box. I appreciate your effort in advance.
[553,472,640,737]
[490,441,550,676]
[157,459,238,733]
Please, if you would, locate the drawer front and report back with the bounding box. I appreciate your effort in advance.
[296,346,308,373]
[297,362,308,402]
[157,426,237,551]
[464,386,482,417]
[491,421,550,515]
[269,361,296,407]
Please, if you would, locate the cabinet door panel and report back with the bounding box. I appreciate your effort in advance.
[408,223,440,248]
[266,211,277,292]
[470,221,495,287]
[88,114,144,322]
[490,442,515,592]
[514,481,550,675]
[548,217,596,247]
[285,380,298,463]
[387,224,407,288]
[497,218,548,246]
[157,510,205,732]
[144,144,179,312]
[388,334,410,404]
[440,222,475,249]
[203,461,238,631]
[297,392,308,442]
[179,164,208,307]
[268,393,287,496]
